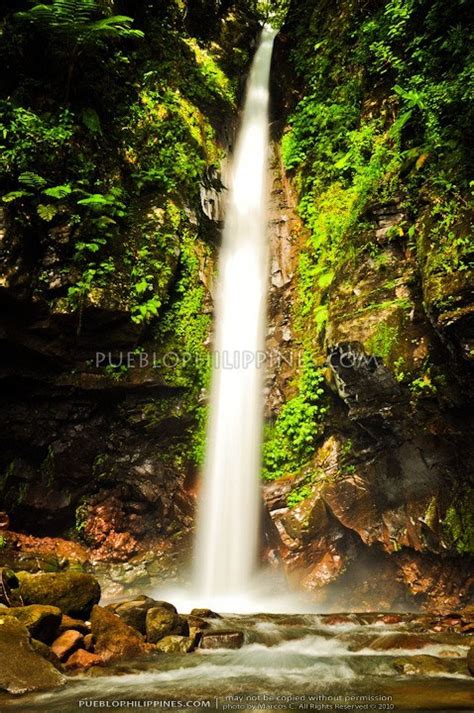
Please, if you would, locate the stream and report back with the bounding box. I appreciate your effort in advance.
[2,613,472,712]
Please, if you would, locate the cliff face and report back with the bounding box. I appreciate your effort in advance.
[0,0,472,611]
[0,1,259,566]
[263,0,474,610]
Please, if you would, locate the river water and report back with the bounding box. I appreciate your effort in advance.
[2,612,472,712]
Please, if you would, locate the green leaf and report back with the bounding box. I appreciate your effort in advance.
[318,271,334,289]
[77,194,109,207]
[19,171,48,189]
[76,241,100,253]
[314,305,329,334]
[37,204,58,221]
[389,109,413,137]
[134,279,150,295]
[43,184,73,199]
[334,151,351,170]
[2,190,31,203]
[81,108,102,135]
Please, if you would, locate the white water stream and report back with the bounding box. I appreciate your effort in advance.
[193,27,277,603]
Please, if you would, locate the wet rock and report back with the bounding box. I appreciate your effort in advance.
[468,645,474,676]
[187,615,209,630]
[336,631,379,652]
[190,608,221,619]
[321,614,359,626]
[368,632,433,651]
[380,614,404,625]
[394,654,466,677]
[65,649,103,671]
[83,633,94,651]
[51,629,84,661]
[199,630,244,650]
[108,595,172,634]
[91,605,145,663]
[17,571,100,619]
[3,604,62,643]
[30,638,63,671]
[0,567,23,606]
[58,614,90,635]
[154,635,198,653]
[146,607,188,643]
[0,616,65,694]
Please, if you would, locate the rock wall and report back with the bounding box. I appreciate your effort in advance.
[0,1,260,567]
[263,0,474,611]
[1,0,472,612]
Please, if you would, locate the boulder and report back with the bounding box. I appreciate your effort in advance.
[84,633,94,651]
[2,605,61,643]
[368,633,432,651]
[199,630,244,650]
[30,638,63,671]
[107,595,166,634]
[394,654,466,677]
[186,615,208,630]
[91,605,145,663]
[17,571,100,619]
[65,649,103,671]
[0,567,23,606]
[51,629,84,661]
[58,614,90,635]
[321,614,358,626]
[154,635,197,654]
[190,608,221,619]
[146,606,188,643]
[468,645,474,676]
[0,616,65,694]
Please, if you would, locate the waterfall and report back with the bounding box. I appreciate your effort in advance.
[193,27,276,602]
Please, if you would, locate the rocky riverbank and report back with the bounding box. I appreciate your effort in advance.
[1,566,473,704]
[0,566,247,695]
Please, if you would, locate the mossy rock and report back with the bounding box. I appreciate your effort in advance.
[17,572,100,619]
[394,654,467,677]
[468,645,474,676]
[107,595,171,635]
[30,638,63,671]
[0,616,65,694]
[90,605,145,663]
[1,604,61,644]
[154,634,197,653]
[145,606,188,643]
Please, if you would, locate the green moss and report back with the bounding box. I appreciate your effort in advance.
[153,232,212,465]
[183,38,236,107]
[367,321,400,361]
[287,482,313,508]
[283,0,473,364]
[262,355,328,481]
[442,492,474,555]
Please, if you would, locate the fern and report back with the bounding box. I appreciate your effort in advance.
[37,203,58,221]
[42,184,73,199]
[2,190,31,203]
[14,0,144,99]
[81,108,102,134]
[15,1,144,43]
[19,171,48,189]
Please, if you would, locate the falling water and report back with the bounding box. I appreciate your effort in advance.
[193,27,276,602]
